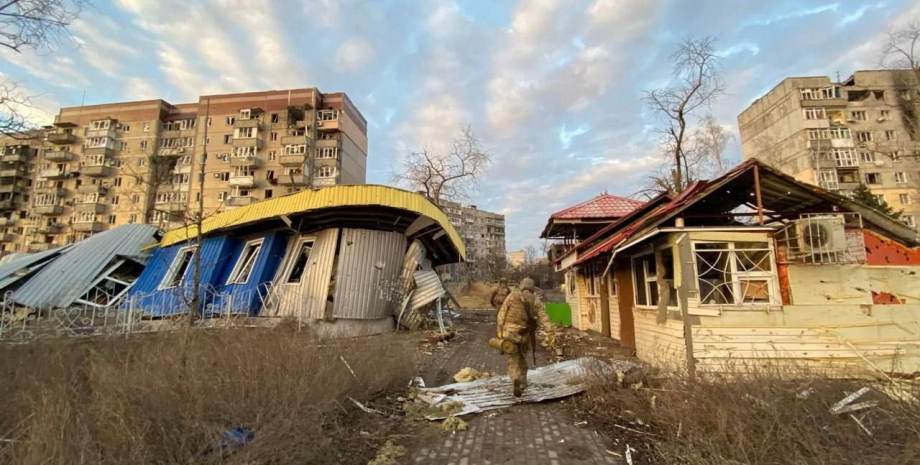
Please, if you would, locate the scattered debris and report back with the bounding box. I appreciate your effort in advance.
[201,427,254,458]
[796,388,815,399]
[340,355,358,380]
[349,397,384,415]
[412,358,637,419]
[439,415,469,433]
[849,414,873,436]
[367,440,406,465]
[453,367,495,383]
[829,387,871,415]
[625,444,635,465]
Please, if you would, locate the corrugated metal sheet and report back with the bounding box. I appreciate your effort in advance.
[128,235,239,316]
[407,270,446,313]
[333,228,407,319]
[263,236,302,318]
[418,358,637,419]
[13,225,158,309]
[158,184,465,259]
[0,246,70,291]
[218,231,289,315]
[400,240,427,294]
[304,228,339,319]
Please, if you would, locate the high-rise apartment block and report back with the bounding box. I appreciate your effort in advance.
[0,88,367,254]
[738,70,920,229]
[439,200,506,277]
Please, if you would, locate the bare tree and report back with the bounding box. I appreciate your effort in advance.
[880,21,920,149]
[689,114,733,177]
[392,125,491,204]
[644,37,725,193]
[0,0,90,136]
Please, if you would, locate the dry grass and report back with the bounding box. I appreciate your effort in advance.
[578,365,920,465]
[0,326,416,465]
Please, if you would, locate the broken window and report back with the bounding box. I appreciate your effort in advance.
[694,242,776,306]
[227,239,263,284]
[865,172,881,185]
[74,258,146,307]
[633,253,666,307]
[284,238,314,283]
[160,247,195,289]
[585,262,597,295]
[803,108,826,120]
[847,90,869,102]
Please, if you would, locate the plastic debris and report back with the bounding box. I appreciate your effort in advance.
[201,427,254,458]
[830,387,870,415]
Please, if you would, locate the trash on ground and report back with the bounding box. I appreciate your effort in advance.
[439,415,469,433]
[201,427,254,458]
[349,396,384,415]
[368,440,406,465]
[412,357,637,419]
[829,387,871,415]
[453,367,495,383]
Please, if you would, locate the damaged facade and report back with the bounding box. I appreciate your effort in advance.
[127,185,464,337]
[554,160,920,377]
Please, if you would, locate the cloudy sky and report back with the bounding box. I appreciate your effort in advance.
[2,0,918,250]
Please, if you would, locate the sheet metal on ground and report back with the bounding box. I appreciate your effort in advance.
[418,357,637,419]
[13,225,158,309]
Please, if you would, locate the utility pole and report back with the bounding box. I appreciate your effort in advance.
[189,98,210,325]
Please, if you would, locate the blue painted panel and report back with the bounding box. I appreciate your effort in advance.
[127,236,240,317]
[215,231,290,316]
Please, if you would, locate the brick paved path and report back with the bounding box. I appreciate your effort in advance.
[408,310,621,465]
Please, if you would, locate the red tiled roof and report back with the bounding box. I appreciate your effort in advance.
[550,194,645,220]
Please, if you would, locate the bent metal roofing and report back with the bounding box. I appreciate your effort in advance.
[158,184,466,261]
[550,194,645,219]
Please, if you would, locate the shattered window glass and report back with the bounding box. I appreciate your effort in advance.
[286,240,314,283]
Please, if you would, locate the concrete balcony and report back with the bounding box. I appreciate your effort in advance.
[35,205,64,216]
[233,119,262,129]
[28,243,55,252]
[175,164,193,174]
[83,165,113,177]
[47,133,76,144]
[232,138,263,149]
[227,196,255,207]
[0,217,16,227]
[0,184,23,194]
[1,153,28,163]
[35,186,67,197]
[276,174,307,186]
[156,202,187,212]
[83,146,114,157]
[85,128,116,140]
[77,184,107,194]
[801,98,847,108]
[279,154,307,166]
[0,167,26,178]
[280,134,309,145]
[315,138,341,149]
[831,139,855,148]
[40,168,69,180]
[0,199,18,210]
[45,150,75,162]
[75,202,107,213]
[34,223,63,234]
[316,111,340,132]
[0,233,15,242]
[230,155,260,167]
[73,222,104,233]
[312,177,336,187]
[228,175,255,187]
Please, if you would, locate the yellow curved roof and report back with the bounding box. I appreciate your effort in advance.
[158,184,466,259]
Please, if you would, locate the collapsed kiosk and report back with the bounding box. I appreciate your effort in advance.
[128,185,465,337]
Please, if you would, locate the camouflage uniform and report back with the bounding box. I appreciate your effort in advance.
[496,278,554,397]
[489,279,511,310]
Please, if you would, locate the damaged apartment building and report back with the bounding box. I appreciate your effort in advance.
[553,160,920,377]
[739,70,920,230]
[439,200,506,279]
[0,88,367,255]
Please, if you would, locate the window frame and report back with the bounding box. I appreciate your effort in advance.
[226,239,264,285]
[159,246,196,290]
[691,240,779,308]
[281,236,316,284]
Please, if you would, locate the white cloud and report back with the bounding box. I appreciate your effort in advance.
[336,38,374,72]
[123,77,160,100]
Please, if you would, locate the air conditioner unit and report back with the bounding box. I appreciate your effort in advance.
[846,118,856,123]
[316,120,324,127]
[794,216,847,255]
[877,117,887,122]
[874,160,885,167]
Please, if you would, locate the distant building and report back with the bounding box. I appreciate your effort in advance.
[507,250,527,268]
[439,200,506,279]
[541,193,645,262]
[738,70,919,229]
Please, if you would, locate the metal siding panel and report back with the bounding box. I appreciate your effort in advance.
[219,231,289,315]
[12,225,158,309]
[303,228,339,319]
[407,270,447,312]
[332,229,407,320]
[158,185,465,260]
